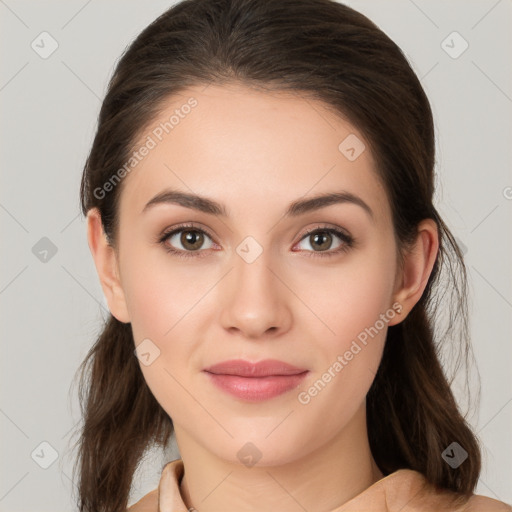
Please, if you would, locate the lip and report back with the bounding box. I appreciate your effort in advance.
[203,359,308,377]
[203,359,309,402]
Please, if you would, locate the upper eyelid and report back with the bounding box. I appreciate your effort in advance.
[161,223,216,241]
[299,224,351,239]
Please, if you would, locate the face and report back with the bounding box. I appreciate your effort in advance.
[101,83,406,466]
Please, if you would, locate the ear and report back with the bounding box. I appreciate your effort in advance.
[86,208,131,323]
[387,218,439,326]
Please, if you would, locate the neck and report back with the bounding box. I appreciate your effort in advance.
[175,403,384,512]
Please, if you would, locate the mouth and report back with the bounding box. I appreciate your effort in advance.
[202,359,309,401]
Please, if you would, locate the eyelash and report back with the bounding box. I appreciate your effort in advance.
[156,222,355,260]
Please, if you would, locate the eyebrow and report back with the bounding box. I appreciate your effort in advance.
[142,188,374,221]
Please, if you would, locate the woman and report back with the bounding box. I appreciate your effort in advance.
[73,0,511,511]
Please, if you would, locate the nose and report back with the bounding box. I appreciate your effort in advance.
[219,248,293,340]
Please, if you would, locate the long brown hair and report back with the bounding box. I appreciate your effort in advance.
[72,0,481,510]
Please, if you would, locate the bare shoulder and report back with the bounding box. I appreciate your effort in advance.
[126,488,158,512]
[465,494,512,512]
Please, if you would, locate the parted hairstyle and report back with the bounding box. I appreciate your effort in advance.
[72,0,482,510]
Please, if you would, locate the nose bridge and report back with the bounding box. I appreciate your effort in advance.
[235,241,275,294]
[233,238,280,306]
[219,236,291,337]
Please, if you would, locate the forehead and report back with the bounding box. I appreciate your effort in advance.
[118,82,390,223]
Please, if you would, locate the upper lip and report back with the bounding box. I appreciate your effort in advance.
[203,359,308,377]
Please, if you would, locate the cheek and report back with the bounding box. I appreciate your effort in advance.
[297,290,390,436]
[122,249,211,343]
[296,245,396,410]
[305,247,397,347]
[125,259,201,422]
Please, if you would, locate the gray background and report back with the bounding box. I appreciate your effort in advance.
[0,0,511,510]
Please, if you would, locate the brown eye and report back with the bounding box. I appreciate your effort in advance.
[163,228,214,253]
[179,230,205,251]
[292,226,355,258]
[296,229,345,253]
[309,231,333,252]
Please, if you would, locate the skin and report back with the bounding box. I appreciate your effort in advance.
[87,82,439,512]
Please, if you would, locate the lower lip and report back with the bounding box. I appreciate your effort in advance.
[204,371,309,402]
